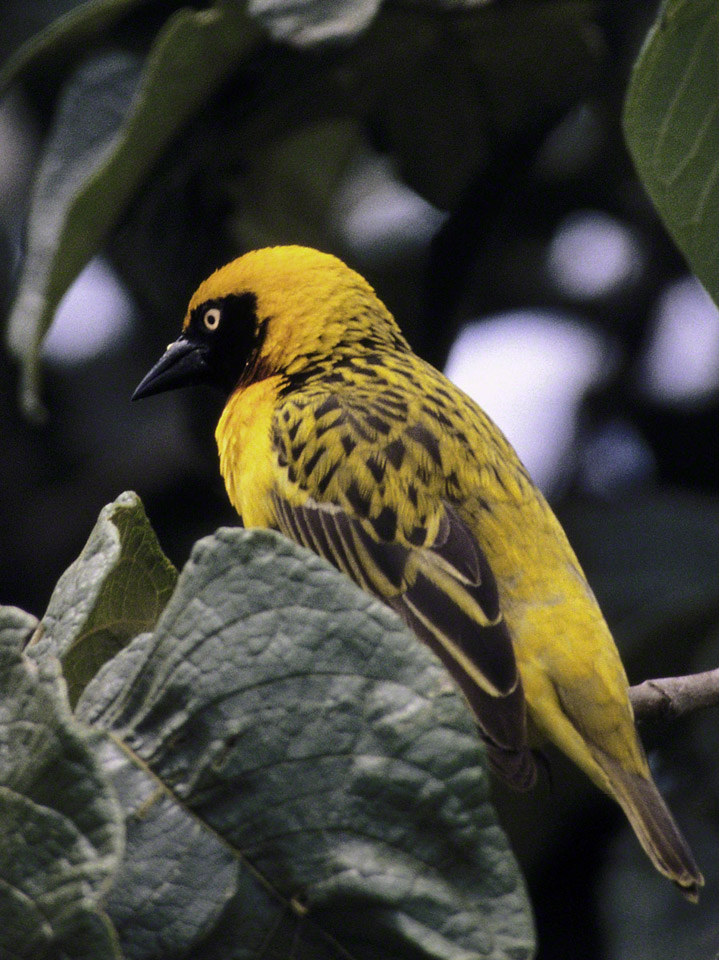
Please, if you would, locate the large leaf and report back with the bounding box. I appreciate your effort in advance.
[624,0,719,306]
[5,0,261,419]
[77,526,535,959]
[0,606,124,959]
[39,490,177,706]
[85,716,360,960]
[88,720,244,960]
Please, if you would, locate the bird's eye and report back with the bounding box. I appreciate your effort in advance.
[203,307,221,331]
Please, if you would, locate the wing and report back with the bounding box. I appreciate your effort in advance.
[271,386,536,790]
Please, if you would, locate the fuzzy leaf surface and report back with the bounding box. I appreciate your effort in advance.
[41,490,177,706]
[83,728,372,960]
[78,526,535,959]
[88,722,243,960]
[0,606,123,959]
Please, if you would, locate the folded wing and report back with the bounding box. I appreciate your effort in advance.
[272,489,536,790]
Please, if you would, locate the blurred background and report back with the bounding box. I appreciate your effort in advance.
[2,1,719,956]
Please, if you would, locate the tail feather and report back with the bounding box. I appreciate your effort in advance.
[597,753,704,901]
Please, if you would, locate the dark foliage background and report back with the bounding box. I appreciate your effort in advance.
[2,1,719,957]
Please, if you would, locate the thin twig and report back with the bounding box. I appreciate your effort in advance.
[629,667,719,723]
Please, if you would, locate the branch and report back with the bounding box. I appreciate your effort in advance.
[629,667,719,723]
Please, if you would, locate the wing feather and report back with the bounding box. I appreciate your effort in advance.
[397,596,535,789]
[271,489,535,790]
[402,569,516,695]
[432,507,482,584]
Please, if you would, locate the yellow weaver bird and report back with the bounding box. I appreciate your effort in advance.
[134,245,702,899]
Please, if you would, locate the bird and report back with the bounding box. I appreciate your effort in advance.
[133,244,703,899]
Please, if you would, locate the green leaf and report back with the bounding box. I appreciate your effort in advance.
[87,723,243,960]
[0,604,38,646]
[40,490,177,707]
[83,714,371,960]
[0,606,124,959]
[6,1,261,419]
[623,0,719,305]
[0,0,151,93]
[78,527,535,959]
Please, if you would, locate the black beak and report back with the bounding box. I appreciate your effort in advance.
[132,336,211,401]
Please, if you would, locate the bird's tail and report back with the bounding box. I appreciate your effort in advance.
[597,751,704,901]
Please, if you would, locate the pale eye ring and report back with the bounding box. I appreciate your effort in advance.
[203,307,221,331]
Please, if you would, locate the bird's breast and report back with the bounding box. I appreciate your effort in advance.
[215,375,284,528]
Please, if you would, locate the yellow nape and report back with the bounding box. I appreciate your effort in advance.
[186,246,407,376]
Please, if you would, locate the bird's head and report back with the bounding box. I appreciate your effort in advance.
[132,245,407,401]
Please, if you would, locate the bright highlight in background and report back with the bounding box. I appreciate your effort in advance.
[641,276,719,404]
[42,257,135,365]
[444,311,607,491]
[336,155,446,255]
[548,210,643,300]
